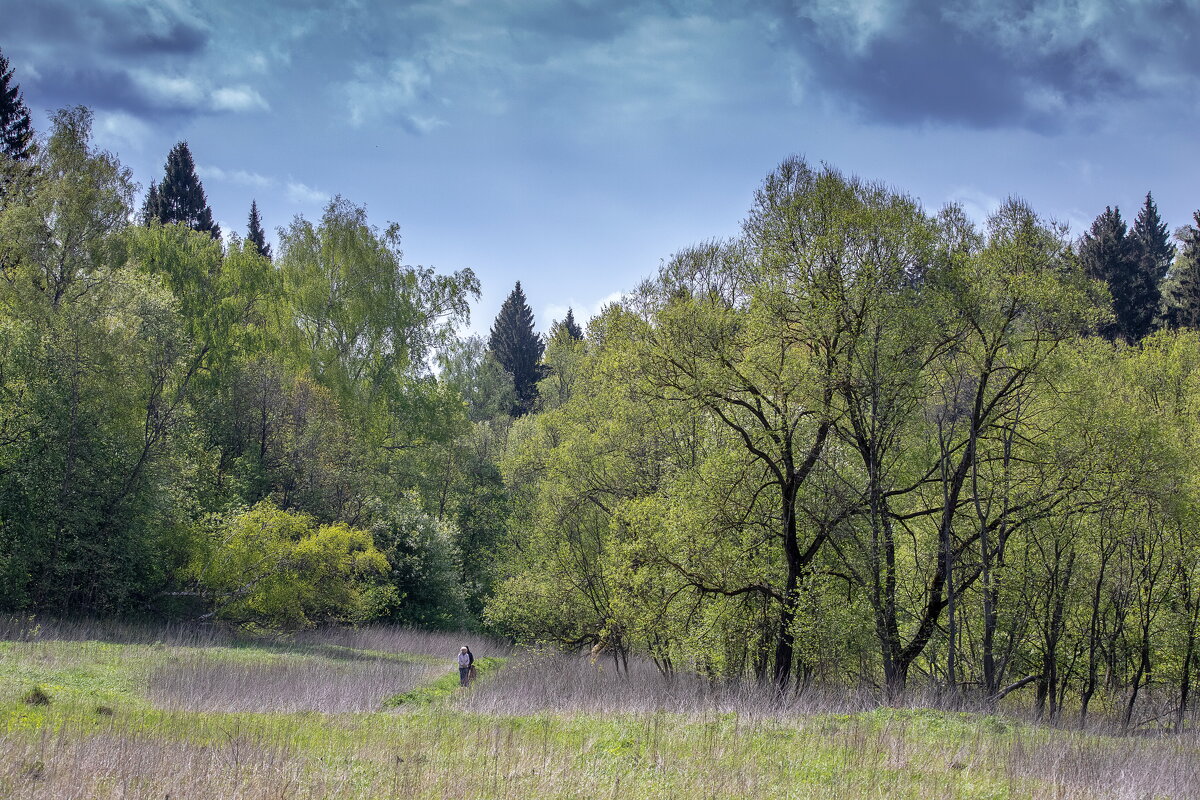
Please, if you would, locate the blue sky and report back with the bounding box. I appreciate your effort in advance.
[3,0,1199,335]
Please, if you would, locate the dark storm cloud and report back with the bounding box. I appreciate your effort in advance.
[0,0,214,116]
[110,19,208,56]
[3,0,1198,136]
[24,66,157,115]
[773,0,1200,131]
[3,0,209,57]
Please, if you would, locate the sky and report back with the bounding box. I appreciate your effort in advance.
[3,0,1199,336]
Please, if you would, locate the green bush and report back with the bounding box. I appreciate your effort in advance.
[186,501,389,631]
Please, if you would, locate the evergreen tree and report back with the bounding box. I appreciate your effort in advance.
[0,49,33,161]
[140,182,163,226]
[1129,192,1174,338]
[1165,212,1200,330]
[547,307,584,344]
[562,307,584,340]
[487,281,544,416]
[1079,206,1138,342]
[151,141,220,239]
[247,199,271,259]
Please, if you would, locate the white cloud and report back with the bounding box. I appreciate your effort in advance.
[285,180,327,206]
[91,110,153,152]
[946,186,1003,225]
[196,166,323,212]
[198,164,273,188]
[209,85,269,112]
[133,71,206,108]
[542,291,626,331]
[406,114,448,134]
[799,0,898,54]
[346,58,436,127]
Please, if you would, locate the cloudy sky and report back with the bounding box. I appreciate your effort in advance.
[3,0,1199,334]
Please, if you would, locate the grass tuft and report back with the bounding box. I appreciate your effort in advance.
[20,685,51,706]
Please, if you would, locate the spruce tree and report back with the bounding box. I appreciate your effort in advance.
[1128,192,1174,339]
[247,199,271,259]
[1079,206,1138,342]
[487,281,545,416]
[562,307,584,340]
[140,183,163,226]
[0,49,33,161]
[547,307,584,345]
[1165,212,1200,330]
[151,141,220,239]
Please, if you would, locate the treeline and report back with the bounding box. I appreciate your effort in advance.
[0,90,519,629]
[488,159,1200,731]
[8,47,1200,730]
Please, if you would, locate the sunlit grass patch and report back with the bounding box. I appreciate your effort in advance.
[382,656,507,708]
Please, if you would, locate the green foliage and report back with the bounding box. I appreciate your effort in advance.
[0,108,193,613]
[246,199,271,260]
[367,494,469,629]
[279,197,477,412]
[191,347,376,522]
[1164,211,1200,330]
[553,307,584,341]
[9,96,1200,736]
[539,315,587,410]
[143,141,219,239]
[1081,201,1168,343]
[0,48,33,162]
[0,104,485,627]
[439,336,516,423]
[187,501,389,631]
[487,281,544,416]
[1079,205,1133,340]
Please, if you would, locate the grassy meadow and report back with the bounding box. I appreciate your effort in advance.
[1,619,1198,799]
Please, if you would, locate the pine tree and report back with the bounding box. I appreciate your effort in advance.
[140,183,163,226]
[1079,206,1138,342]
[1128,192,1174,339]
[487,281,545,416]
[151,141,220,239]
[1165,212,1200,330]
[562,307,584,340]
[0,49,33,161]
[247,199,271,259]
[547,307,584,344]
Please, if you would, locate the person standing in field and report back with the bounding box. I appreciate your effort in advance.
[458,645,474,686]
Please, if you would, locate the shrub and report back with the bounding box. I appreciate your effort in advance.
[186,501,389,631]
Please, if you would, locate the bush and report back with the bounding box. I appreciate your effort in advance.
[368,493,470,629]
[186,501,389,631]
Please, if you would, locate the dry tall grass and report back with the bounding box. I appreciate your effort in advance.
[4,617,1200,798]
[293,623,511,659]
[466,650,1199,733]
[3,703,1200,799]
[146,652,444,713]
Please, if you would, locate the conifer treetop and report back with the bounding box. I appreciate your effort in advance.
[0,49,33,161]
[148,141,221,239]
[247,199,271,259]
[488,281,545,416]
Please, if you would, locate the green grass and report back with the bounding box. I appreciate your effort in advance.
[383,656,507,708]
[0,633,1195,798]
